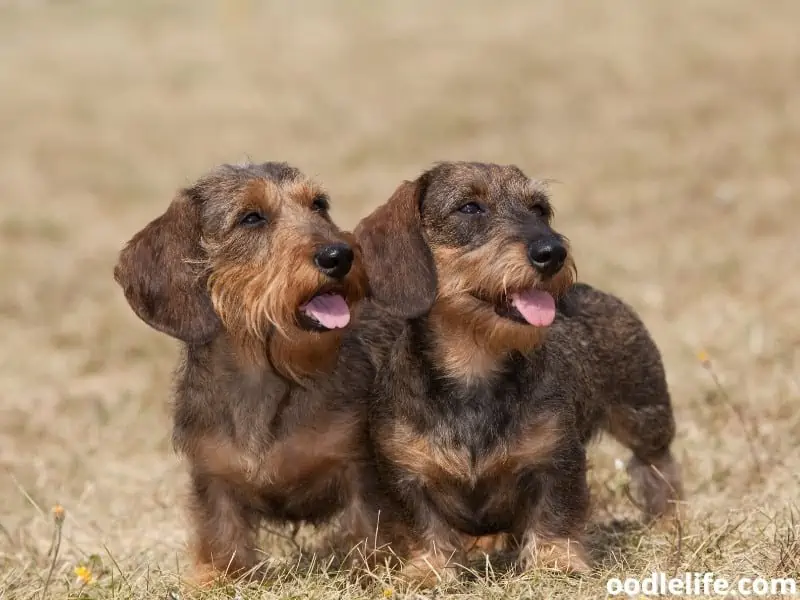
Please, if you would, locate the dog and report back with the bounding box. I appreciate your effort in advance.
[350,161,683,585]
[113,162,373,584]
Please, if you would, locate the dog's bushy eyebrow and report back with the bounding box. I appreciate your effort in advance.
[530,190,551,205]
[524,178,552,202]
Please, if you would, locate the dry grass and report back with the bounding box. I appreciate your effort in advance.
[1,1,799,598]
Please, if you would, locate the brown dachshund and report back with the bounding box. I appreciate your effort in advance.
[114,162,373,584]
[350,162,683,585]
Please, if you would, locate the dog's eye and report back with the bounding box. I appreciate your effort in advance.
[239,212,266,226]
[531,204,549,218]
[311,195,330,213]
[458,202,485,215]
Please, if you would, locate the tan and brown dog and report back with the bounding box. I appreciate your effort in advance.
[351,161,683,585]
[114,162,373,584]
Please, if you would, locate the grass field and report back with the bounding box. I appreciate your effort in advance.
[1,1,799,598]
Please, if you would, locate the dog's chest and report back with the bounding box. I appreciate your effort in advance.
[193,407,360,498]
[381,370,563,511]
[382,387,517,489]
[264,413,360,482]
[392,435,506,487]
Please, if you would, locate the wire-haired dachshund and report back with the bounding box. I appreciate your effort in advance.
[351,161,682,585]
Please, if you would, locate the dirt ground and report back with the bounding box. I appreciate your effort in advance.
[1,1,798,598]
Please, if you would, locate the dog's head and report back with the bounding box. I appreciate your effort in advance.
[355,161,575,354]
[114,162,368,377]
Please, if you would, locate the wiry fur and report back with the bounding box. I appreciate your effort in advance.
[113,162,372,583]
[350,162,683,585]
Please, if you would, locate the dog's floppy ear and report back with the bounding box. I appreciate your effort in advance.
[114,190,219,344]
[354,178,436,318]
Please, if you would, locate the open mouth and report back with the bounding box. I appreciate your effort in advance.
[474,288,557,327]
[298,289,351,332]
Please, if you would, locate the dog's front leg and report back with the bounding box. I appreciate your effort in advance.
[186,471,261,586]
[327,461,388,569]
[392,488,468,588]
[514,436,592,574]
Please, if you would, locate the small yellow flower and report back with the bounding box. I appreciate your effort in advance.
[74,565,93,585]
[52,505,65,524]
[383,588,393,598]
[696,349,711,367]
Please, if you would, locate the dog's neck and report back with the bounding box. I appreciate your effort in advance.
[421,299,547,386]
[425,315,505,384]
[202,334,286,390]
[175,332,341,457]
[210,328,342,385]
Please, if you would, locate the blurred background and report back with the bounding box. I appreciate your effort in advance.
[1,0,798,595]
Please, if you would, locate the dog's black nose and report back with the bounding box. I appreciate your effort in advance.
[528,237,567,277]
[314,243,354,279]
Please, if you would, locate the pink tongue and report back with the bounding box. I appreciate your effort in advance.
[300,293,351,329]
[510,289,556,327]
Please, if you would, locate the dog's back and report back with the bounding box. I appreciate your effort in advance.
[550,283,674,448]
